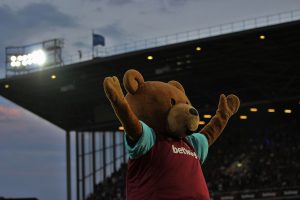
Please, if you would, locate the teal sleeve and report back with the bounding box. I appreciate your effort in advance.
[124,121,156,159]
[186,133,209,164]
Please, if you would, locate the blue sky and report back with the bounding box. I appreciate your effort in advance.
[1,0,300,199]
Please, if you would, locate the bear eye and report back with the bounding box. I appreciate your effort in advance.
[171,98,176,106]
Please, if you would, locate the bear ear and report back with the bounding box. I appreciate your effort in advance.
[123,69,145,94]
[168,80,185,94]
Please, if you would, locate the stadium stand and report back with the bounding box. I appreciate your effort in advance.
[205,117,300,199]
[86,115,299,200]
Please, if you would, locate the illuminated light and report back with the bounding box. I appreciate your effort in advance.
[250,108,258,112]
[284,109,292,114]
[240,115,247,120]
[199,121,205,125]
[267,108,275,113]
[259,35,266,40]
[203,114,212,119]
[10,56,16,61]
[17,55,23,61]
[15,61,21,67]
[196,47,202,51]
[51,75,56,79]
[32,49,46,65]
[22,55,28,61]
[9,49,46,67]
[27,54,33,65]
[22,60,28,66]
[4,84,10,89]
[118,126,124,131]
[237,162,243,168]
[147,55,153,60]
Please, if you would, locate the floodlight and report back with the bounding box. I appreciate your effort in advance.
[5,38,63,76]
[4,84,10,89]
[22,61,28,66]
[15,61,21,67]
[10,56,16,61]
[17,55,23,61]
[32,49,46,65]
[51,74,56,79]
[196,47,202,51]
[9,49,47,68]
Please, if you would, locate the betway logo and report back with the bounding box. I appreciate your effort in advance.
[172,145,198,159]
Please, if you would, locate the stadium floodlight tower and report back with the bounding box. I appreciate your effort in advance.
[5,39,64,77]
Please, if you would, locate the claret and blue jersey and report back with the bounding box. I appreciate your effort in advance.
[125,121,210,200]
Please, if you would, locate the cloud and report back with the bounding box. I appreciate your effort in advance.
[74,41,90,49]
[89,0,133,5]
[95,22,136,46]
[0,2,77,44]
[0,105,23,121]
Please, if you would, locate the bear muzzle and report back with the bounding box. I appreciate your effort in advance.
[167,104,200,137]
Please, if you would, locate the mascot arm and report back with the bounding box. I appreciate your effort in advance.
[200,94,240,146]
[103,76,142,142]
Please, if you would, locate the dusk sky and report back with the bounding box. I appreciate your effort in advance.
[1,0,300,199]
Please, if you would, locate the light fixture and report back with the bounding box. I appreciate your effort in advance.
[250,108,258,112]
[199,121,205,125]
[4,84,10,89]
[240,115,247,120]
[10,56,16,61]
[9,49,46,68]
[147,55,153,60]
[284,109,292,114]
[196,47,202,51]
[259,35,266,40]
[51,75,56,79]
[118,126,124,131]
[203,114,212,119]
[267,108,275,113]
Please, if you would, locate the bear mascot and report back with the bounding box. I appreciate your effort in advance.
[103,69,240,200]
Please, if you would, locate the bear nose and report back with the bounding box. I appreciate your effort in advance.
[189,108,198,116]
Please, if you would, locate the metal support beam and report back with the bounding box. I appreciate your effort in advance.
[113,131,116,172]
[123,134,126,164]
[92,132,96,192]
[76,131,80,200]
[66,131,72,200]
[81,133,86,200]
[103,132,106,179]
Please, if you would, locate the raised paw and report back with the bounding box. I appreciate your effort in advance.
[226,94,240,115]
[218,94,240,117]
[103,76,125,103]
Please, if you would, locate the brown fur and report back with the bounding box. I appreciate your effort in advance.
[103,69,240,145]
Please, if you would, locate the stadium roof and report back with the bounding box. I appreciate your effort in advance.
[0,20,299,132]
